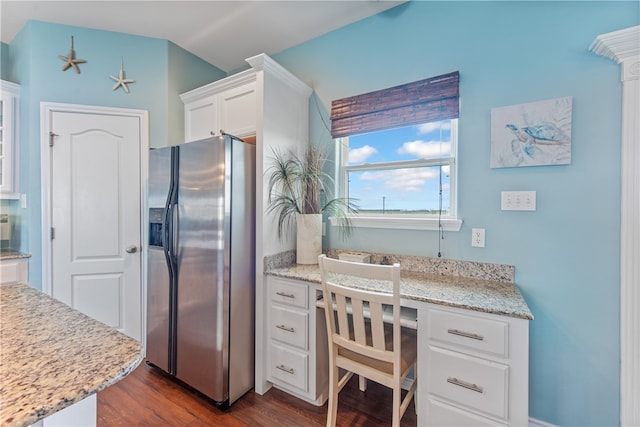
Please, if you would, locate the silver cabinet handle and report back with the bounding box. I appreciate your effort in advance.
[447,377,483,394]
[276,324,295,333]
[276,291,295,299]
[126,245,138,254]
[276,364,295,375]
[447,328,484,341]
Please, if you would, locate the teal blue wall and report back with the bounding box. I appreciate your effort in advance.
[8,20,225,290]
[1,42,9,80]
[274,2,638,425]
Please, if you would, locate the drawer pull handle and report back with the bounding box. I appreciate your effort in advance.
[447,328,484,341]
[276,324,295,333]
[447,377,484,394]
[276,291,295,299]
[276,364,295,375]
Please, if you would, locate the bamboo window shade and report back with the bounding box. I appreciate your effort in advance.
[330,71,459,138]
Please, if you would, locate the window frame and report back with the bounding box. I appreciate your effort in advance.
[331,119,462,232]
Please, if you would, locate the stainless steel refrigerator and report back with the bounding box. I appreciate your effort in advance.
[147,134,255,408]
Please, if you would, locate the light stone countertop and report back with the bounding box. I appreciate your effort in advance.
[0,283,143,427]
[0,250,31,260]
[266,264,533,320]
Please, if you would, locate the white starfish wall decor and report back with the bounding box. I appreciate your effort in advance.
[110,57,135,93]
[59,36,86,74]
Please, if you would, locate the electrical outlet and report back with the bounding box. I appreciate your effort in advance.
[471,228,485,248]
[501,191,536,211]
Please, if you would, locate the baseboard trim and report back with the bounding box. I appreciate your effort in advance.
[529,417,558,427]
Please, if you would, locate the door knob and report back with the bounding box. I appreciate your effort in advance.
[126,245,138,254]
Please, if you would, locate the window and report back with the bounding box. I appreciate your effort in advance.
[330,72,462,231]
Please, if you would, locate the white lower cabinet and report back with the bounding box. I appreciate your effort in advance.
[265,276,328,405]
[0,257,28,284]
[419,304,529,426]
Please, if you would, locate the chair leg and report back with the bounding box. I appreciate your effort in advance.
[358,375,367,392]
[414,364,418,415]
[392,385,401,427]
[326,361,339,427]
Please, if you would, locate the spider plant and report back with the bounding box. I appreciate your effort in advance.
[266,145,358,240]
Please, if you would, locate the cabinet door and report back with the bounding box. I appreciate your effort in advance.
[0,259,28,284]
[218,82,256,138]
[0,82,19,197]
[184,94,217,142]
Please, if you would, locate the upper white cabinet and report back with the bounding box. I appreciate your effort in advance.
[180,69,257,141]
[0,80,20,199]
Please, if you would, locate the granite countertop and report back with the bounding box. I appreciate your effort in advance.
[266,264,533,320]
[0,283,143,427]
[0,250,31,260]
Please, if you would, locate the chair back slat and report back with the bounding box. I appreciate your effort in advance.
[335,293,350,341]
[350,299,367,345]
[369,301,386,350]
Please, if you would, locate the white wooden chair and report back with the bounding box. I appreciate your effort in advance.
[318,254,417,427]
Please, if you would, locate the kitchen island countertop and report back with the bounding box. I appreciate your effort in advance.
[0,283,143,427]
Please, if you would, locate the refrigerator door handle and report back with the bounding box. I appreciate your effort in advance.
[172,205,179,258]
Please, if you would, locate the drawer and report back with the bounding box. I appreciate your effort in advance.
[270,305,309,350]
[270,278,308,309]
[426,398,508,427]
[0,260,28,285]
[427,307,508,357]
[270,343,308,392]
[427,345,508,419]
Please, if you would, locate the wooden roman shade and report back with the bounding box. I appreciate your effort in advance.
[330,71,459,138]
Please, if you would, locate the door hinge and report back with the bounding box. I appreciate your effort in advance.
[49,132,58,147]
[50,227,55,240]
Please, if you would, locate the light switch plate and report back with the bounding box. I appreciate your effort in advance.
[501,191,536,211]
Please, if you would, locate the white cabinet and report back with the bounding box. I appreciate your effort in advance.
[419,304,529,426]
[0,257,28,284]
[265,276,328,405]
[0,80,20,198]
[180,70,257,142]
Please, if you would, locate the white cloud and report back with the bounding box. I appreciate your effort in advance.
[360,167,440,193]
[416,121,451,135]
[348,145,378,164]
[398,140,451,158]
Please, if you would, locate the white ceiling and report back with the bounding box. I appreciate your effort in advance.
[0,1,403,72]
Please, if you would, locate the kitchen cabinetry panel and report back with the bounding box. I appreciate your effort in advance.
[0,258,28,285]
[270,343,309,391]
[181,70,257,142]
[0,80,20,198]
[427,345,508,419]
[265,276,328,405]
[270,305,309,350]
[218,82,256,138]
[427,306,509,357]
[420,303,529,426]
[184,95,216,142]
[426,398,509,427]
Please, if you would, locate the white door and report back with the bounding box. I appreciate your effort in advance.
[50,110,142,340]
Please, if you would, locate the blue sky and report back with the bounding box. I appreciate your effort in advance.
[345,120,453,213]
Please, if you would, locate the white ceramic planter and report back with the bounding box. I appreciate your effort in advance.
[296,213,322,264]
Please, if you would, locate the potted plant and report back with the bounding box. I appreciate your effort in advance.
[266,145,358,264]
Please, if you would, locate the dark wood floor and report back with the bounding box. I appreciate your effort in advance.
[97,361,417,426]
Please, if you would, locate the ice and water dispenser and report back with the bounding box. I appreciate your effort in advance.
[149,208,164,248]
